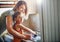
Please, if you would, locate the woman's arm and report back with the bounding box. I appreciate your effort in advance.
[6,15,30,40]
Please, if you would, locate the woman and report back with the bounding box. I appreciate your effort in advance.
[6,1,36,42]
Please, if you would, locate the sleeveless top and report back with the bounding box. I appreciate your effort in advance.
[0,10,15,36]
[0,10,14,38]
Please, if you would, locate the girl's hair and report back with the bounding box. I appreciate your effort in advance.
[13,12,20,21]
[13,1,27,14]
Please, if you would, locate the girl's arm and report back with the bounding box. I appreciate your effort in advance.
[17,24,36,35]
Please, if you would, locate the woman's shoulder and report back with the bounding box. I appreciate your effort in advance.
[1,10,14,17]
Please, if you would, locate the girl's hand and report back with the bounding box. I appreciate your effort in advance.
[24,34,31,40]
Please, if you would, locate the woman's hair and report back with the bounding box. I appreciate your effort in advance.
[13,12,20,21]
[13,1,27,14]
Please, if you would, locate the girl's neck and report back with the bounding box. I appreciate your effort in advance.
[15,21,20,24]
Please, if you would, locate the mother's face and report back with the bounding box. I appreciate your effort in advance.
[18,4,26,14]
[18,4,29,20]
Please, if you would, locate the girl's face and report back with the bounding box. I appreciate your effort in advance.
[15,15,22,24]
[18,4,26,14]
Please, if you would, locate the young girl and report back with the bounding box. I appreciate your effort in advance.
[13,12,31,42]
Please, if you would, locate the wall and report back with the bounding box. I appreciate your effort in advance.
[29,14,40,32]
[22,0,37,14]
